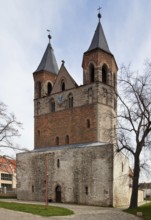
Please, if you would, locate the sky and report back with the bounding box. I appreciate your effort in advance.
[1,0,151,159]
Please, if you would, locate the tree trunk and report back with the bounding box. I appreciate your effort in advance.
[129,155,140,208]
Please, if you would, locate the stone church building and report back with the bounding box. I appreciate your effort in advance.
[17,13,134,207]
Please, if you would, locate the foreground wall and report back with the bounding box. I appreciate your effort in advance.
[113,152,131,206]
[113,152,144,207]
[17,143,113,206]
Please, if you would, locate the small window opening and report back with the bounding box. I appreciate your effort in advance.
[56,137,59,146]
[50,99,55,112]
[87,119,90,128]
[38,130,40,137]
[88,88,93,104]
[102,65,107,84]
[68,93,73,108]
[47,82,52,95]
[61,80,65,91]
[57,159,60,168]
[32,185,34,193]
[89,64,95,83]
[122,162,124,172]
[85,186,88,195]
[65,135,69,144]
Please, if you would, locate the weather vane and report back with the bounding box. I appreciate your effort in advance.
[47,29,51,43]
[61,60,65,65]
[97,6,102,21]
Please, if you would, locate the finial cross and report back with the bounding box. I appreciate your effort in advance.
[47,29,51,43]
[97,6,102,21]
[97,6,102,13]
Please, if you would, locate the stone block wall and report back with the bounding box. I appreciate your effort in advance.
[113,151,131,207]
[17,143,113,206]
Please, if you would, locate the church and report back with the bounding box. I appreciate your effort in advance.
[17,12,135,207]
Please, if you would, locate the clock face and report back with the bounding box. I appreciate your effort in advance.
[57,95,63,104]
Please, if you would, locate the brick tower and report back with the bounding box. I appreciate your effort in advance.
[33,34,59,148]
[82,12,118,144]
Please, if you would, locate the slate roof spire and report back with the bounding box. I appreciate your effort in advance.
[35,33,59,74]
[87,11,111,54]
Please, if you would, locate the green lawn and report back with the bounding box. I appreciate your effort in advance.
[125,202,151,220]
[0,201,74,217]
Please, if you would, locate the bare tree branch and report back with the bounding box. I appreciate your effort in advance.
[116,60,151,208]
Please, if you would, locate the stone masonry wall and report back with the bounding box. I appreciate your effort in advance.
[17,143,113,206]
[113,152,131,207]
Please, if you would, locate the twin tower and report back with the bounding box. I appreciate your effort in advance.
[33,14,118,149]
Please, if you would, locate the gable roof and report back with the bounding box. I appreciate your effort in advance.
[87,20,111,54]
[0,157,16,173]
[35,43,59,74]
[51,63,78,94]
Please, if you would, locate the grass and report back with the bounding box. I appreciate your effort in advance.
[0,201,74,217]
[124,201,151,220]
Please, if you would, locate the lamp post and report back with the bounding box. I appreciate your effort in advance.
[45,154,48,208]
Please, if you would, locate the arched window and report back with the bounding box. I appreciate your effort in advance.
[85,186,88,195]
[102,65,108,84]
[56,137,59,146]
[37,81,41,98]
[65,135,69,144]
[61,80,65,91]
[87,119,90,128]
[68,93,73,108]
[89,64,95,83]
[88,88,93,104]
[57,159,60,168]
[47,82,52,95]
[50,98,55,112]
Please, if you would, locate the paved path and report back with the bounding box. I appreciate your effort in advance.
[0,200,141,220]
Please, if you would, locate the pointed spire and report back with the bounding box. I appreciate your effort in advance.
[35,34,59,74]
[87,11,111,54]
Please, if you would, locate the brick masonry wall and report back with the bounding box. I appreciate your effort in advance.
[33,70,57,99]
[34,81,116,148]
[82,50,118,86]
[34,104,97,148]
[17,143,114,206]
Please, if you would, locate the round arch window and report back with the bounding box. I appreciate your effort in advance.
[89,64,95,83]
[102,65,108,84]
[47,82,52,95]
[61,80,65,91]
